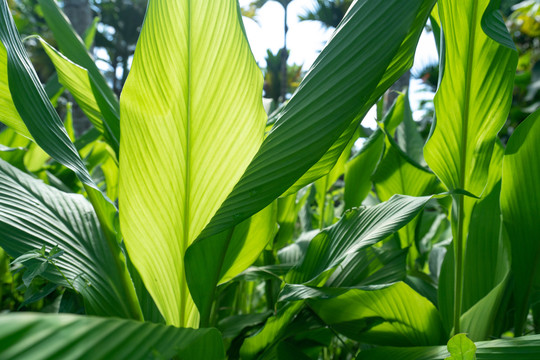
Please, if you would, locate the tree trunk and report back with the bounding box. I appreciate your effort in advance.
[63,0,93,136]
[280,5,289,103]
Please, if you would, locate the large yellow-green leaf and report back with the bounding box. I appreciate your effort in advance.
[39,39,105,135]
[500,108,540,335]
[119,0,266,327]
[424,0,517,198]
[0,41,30,138]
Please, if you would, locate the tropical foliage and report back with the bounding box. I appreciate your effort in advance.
[0,0,539,359]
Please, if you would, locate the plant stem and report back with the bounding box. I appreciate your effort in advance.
[453,193,465,335]
[51,261,79,296]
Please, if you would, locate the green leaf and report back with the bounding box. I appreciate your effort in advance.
[23,141,49,173]
[185,204,277,325]
[424,0,517,335]
[83,17,99,50]
[372,96,440,263]
[281,282,445,346]
[199,0,437,239]
[424,0,517,198]
[437,144,508,339]
[0,158,140,319]
[344,130,384,209]
[0,313,224,360]
[0,128,29,172]
[38,38,119,153]
[286,195,434,284]
[240,302,304,360]
[285,119,360,197]
[357,335,540,360]
[286,0,437,195]
[325,246,407,287]
[119,0,267,327]
[37,0,120,141]
[446,334,477,360]
[500,108,540,335]
[274,190,310,248]
[0,40,30,139]
[395,92,425,165]
[460,145,509,341]
[218,311,273,339]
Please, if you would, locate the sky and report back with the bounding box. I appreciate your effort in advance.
[238,0,439,128]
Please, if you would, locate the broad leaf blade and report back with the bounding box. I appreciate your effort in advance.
[286,195,434,284]
[424,0,517,198]
[500,108,540,334]
[344,130,384,209]
[0,41,30,138]
[37,0,119,116]
[39,38,119,154]
[0,159,137,318]
[0,313,224,360]
[446,334,477,360]
[120,0,267,327]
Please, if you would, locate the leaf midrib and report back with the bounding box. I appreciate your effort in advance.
[460,1,479,191]
[182,0,193,324]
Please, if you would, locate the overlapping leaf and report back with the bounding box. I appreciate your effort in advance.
[185,204,277,325]
[199,0,437,239]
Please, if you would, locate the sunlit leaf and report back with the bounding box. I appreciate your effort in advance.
[120,0,267,327]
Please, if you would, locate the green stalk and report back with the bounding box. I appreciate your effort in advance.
[451,0,478,335]
[452,193,465,335]
[319,177,329,230]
